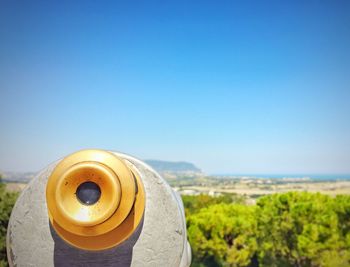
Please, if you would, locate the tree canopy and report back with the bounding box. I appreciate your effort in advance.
[187,203,257,267]
[0,176,19,267]
[185,192,350,267]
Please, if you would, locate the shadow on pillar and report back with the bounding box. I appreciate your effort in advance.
[49,217,144,267]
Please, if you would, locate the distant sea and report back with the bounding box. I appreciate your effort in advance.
[212,174,350,181]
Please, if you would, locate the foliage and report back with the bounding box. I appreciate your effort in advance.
[184,192,350,267]
[187,204,257,267]
[256,192,350,267]
[182,193,245,217]
[0,176,19,267]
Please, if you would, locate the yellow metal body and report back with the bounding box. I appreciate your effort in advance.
[46,149,145,250]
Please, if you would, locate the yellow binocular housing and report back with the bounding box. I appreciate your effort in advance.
[46,149,145,250]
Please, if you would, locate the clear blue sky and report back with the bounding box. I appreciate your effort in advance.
[1,1,349,174]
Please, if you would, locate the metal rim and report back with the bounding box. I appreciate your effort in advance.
[46,149,145,249]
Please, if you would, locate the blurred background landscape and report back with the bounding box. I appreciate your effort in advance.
[1,0,349,266]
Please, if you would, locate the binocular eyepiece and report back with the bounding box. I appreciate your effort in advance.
[46,150,145,251]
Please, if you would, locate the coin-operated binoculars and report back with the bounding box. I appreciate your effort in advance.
[7,150,191,267]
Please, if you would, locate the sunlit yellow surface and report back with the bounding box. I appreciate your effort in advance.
[46,149,145,250]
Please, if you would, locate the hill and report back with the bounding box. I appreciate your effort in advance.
[144,160,201,173]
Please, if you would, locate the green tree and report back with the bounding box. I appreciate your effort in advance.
[182,193,245,217]
[187,203,257,267]
[0,175,19,267]
[256,192,350,267]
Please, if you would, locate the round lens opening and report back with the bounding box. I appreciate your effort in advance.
[76,181,101,205]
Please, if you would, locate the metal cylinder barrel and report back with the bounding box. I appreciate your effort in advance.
[7,150,191,267]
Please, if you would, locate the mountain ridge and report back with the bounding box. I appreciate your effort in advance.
[144,160,201,173]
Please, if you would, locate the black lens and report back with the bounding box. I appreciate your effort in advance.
[76,182,101,205]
